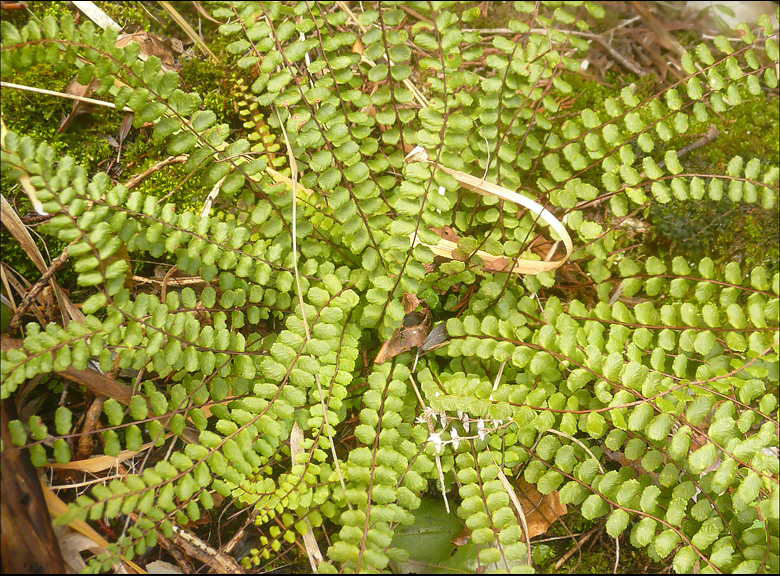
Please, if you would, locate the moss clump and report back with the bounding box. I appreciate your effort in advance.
[178,55,242,128]
[541,510,669,574]
[647,92,779,270]
[0,58,117,289]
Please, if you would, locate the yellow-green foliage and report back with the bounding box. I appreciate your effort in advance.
[1,2,778,574]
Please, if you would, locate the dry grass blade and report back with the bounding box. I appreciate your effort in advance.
[199,174,227,217]
[70,0,120,30]
[191,0,222,23]
[404,147,573,274]
[265,166,316,197]
[158,1,218,61]
[290,422,324,571]
[44,441,157,473]
[2,118,83,325]
[1,81,132,111]
[0,194,84,325]
[0,265,17,310]
[495,464,533,566]
[17,173,47,216]
[274,106,350,507]
[42,485,144,574]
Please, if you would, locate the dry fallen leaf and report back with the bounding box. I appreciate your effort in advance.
[453,477,567,548]
[115,30,178,70]
[402,292,421,314]
[58,77,99,133]
[374,310,431,364]
[512,478,567,538]
[405,146,573,275]
[56,528,107,573]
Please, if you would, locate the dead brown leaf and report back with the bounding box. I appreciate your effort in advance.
[374,310,431,364]
[453,477,567,548]
[402,292,420,314]
[42,485,144,573]
[58,77,100,133]
[115,31,178,70]
[430,225,461,244]
[59,30,180,133]
[512,478,567,538]
[1,400,67,574]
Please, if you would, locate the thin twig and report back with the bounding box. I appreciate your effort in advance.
[574,124,720,210]
[168,523,243,573]
[583,32,646,76]
[553,527,598,570]
[398,4,433,24]
[1,81,133,111]
[124,155,188,189]
[8,242,70,329]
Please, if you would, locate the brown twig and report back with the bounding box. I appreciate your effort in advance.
[169,524,244,573]
[553,527,599,570]
[156,533,197,574]
[8,246,70,329]
[629,1,686,57]
[160,265,179,304]
[398,3,433,24]
[76,396,105,461]
[123,155,188,189]
[675,124,721,157]
[581,32,646,76]
[574,124,720,210]
[460,27,647,76]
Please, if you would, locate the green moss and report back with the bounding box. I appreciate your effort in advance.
[565,64,779,272]
[1,58,116,291]
[0,2,248,296]
[542,509,668,574]
[647,92,779,270]
[178,55,241,126]
[95,0,153,29]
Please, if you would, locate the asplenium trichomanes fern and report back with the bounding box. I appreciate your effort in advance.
[1,1,778,573]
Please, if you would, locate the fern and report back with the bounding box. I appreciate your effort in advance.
[1,2,778,574]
